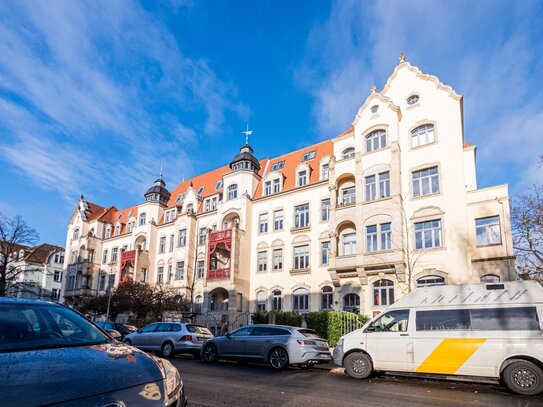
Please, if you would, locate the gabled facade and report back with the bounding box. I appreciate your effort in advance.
[61,56,514,325]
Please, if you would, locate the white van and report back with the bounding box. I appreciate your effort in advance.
[333,281,543,395]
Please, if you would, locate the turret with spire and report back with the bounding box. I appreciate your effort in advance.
[229,124,261,173]
[144,167,171,205]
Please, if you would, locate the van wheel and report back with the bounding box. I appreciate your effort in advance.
[344,352,373,379]
[503,360,543,395]
[161,341,175,358]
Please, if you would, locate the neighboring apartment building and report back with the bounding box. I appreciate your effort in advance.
[60,55,514,322]
[4,243,65,301]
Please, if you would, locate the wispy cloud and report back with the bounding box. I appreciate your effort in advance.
[296,0,543,192]
[0,0,246,203]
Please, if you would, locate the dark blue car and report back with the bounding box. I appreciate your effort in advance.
[0,298,187,406]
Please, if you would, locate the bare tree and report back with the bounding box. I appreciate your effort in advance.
[512,185,543,282]
[0,213,39,296]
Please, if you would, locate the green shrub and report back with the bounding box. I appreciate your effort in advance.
[252,311,268,324]
[305,311,329,340]
[275,311,302,327]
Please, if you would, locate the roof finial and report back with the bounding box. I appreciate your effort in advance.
[242,123,253,145]
[80,194,84,201]
[159,162,163,180]
[399,52,406,64]
[370,84,377,94]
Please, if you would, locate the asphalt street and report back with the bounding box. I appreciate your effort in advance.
[170,356,543,407]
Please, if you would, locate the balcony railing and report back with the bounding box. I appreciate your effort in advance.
[207,268,230,280]
[209,229,232,243]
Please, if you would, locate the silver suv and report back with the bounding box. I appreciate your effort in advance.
[124,322,213,358]
[201,324,331,369]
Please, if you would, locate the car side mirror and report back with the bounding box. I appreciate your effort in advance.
[137,328,142,334]
[225,332,231,339]
[364,324,375,333]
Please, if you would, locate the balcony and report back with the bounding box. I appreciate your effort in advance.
[207,268,231,280]
[64,287,94,297]
[209,229,232,243]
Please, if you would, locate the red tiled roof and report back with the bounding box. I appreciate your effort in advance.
[84,201,109,221]
[336,126,354,138]
[255,139,333,197]
[24,243,64,264]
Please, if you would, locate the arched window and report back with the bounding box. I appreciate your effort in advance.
[480,274,500,283]
[186,204,194,214]
[195,295,203,313]
[343,293,360,313]
[293,288,309,312]
[139,213,146,226]
[256,291,267,312]
[407,94,420,105]
[76,270,83,289]
[365,129,386,152]
[416,275,445,288]
[342,147,355,159]
[411,124,435,147]
[272,290,282,311]
[73,228,79,240]
[321,286,333,310]
[228,184,238,200]
[373,279,394,306]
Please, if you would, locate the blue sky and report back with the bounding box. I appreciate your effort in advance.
[0,0,542,247]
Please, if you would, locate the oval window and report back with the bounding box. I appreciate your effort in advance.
[407,95,419,105]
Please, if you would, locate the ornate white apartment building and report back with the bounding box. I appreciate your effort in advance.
[61,57,515,320]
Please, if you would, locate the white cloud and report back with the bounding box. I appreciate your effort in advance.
[296,0,543,192]
[0,0,246,204]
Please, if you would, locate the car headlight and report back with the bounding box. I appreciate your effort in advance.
[152,356,181,403]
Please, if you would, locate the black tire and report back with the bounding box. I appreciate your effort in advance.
[161,341,175,358]
[503,360,543,396]
[202,343,219,363]
[269,347,289,370]
[344,352,373,379]
[123,339,132,346]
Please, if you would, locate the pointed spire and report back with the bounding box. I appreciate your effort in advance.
[399,52,406,64]
[370,84,377,94]
[242,123,253,145]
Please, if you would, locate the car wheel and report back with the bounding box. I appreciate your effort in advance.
[344,352,373,379]
[123,339,132,346]
[503,360,543,395]
[161,341,175,358]
[269,347,289,370]
[202,343,219,363]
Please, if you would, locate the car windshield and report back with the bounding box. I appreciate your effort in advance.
[186,324,212,335]
[0,303,109,352]
[298,329,321,339]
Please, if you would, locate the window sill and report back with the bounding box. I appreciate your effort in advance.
[363,195,392,205]
[475,242,503,248]
[361,145,391,157]
[272,268,283,272]
[411,191,442,201]
[290,268,311,275]
[291,226,311,233]
[336,202,356,209]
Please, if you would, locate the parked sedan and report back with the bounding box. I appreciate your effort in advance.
[0,298,186,406]
[124,322,214,358]
[95,321,137,339]
[201,324,331,369]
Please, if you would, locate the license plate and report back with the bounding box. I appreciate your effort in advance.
[197,337,205,341]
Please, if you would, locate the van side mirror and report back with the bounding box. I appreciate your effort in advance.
[364,324,375,333]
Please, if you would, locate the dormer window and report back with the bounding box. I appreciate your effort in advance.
[321,163,329,180]
[370,105,379,113]
[165,211,171,223]
[272,161,284,171]
[298,170,308,187]
[105,227,112,239]
[273,178,281,193]
[264,181,272,196]
[176,194,184,202]
[186,204,194,214]
[198,186,205,196]
[115,225,120,236]
[365,129,386,152]
[302,150,316,161]
[139,213,146,226]
[215,180,223,190]
[342,147,355,159]
[407,94,420,105]
[127,222,135,233]
[227,184,238,200]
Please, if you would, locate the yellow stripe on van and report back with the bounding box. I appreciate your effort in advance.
[416,338,486,375]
